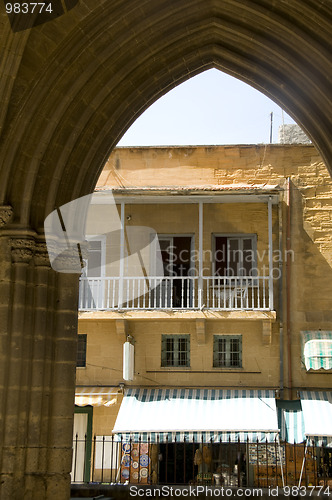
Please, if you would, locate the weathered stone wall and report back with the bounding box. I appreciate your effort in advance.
[81,145,332,401]
[278,125,311,145]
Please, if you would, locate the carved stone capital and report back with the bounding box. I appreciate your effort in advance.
[0,205,13,227]
[11,238,35,264]
[46,238,88,273]
[50,246,84,273]
[34,241,51,268]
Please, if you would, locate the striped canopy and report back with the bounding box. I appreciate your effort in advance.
[278,401,305,444]
[75,386,119,407]
[301,331,332,371]
[300,391,332,446]
[112,388,279,443]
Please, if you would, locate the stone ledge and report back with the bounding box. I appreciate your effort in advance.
[78,310,277,322]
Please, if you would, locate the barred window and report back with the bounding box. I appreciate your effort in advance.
[77,334,87,367]
[161,335,190,367]
[213,335,242,368]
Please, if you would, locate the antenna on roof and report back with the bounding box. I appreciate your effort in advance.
[270,112,273,144]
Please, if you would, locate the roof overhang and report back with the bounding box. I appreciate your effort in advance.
[93,185,281,205]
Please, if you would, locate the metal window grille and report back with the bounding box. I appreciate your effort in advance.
[161,335,190,367]
[213,335,242,368]
[77,334,87,367]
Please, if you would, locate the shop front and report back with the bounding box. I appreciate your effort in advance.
[111,388,282,487]
[71,389,332,488]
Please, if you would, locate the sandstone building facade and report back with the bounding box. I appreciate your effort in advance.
[2,2,332,498]
[73,145,332,488]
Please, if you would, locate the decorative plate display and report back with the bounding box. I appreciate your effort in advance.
[140,443,148,454]
[122,455,131,467]
[121,468,130,479]
[140,468,148,478]
[122,443,131,453]
[132,448,139,458]
[132,471,139,480]
[139,454,150,467]
[132,460,139,469]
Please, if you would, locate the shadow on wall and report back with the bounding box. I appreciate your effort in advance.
[287,182,332,385]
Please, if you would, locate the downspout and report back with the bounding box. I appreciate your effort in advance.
[286,178,293,399]
[198,202,203,309]
[278,194,284,398]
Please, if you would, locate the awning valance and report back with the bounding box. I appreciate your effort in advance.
[301,331,332,371]
[277,401,305,444]
[112,388,279,443]
[300,391,332,446]
[75,387,119,407]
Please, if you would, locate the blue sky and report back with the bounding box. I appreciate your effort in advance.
[118,68,296,146]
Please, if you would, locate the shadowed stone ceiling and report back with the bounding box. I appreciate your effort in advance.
[0,0,332,230]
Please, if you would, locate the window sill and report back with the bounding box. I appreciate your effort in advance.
[159,366,191,370]
[147,369,261,374]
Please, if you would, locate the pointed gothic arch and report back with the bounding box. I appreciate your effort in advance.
[1,1,332,498]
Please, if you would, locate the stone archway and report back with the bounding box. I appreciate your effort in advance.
[1,1,332,498]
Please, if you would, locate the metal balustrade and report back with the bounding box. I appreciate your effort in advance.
[79,275,273,311]
[71,435,329,488]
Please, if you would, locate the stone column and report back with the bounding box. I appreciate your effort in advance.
[0,212,80,500]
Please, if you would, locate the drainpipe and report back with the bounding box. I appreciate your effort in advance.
[198,202,203,309]
[286,178,293,399]
[278,195,284,398]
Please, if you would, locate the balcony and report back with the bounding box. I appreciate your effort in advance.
[78,275,273,311]
[78,187,278,313]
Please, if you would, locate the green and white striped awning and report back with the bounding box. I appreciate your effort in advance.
[300,391,332,446]
[301,331,332,371]
[277,401,305,444]
[75,386,119,407]
[112,388,279,443]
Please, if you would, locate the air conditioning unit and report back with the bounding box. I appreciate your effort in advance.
[123,341,134,381]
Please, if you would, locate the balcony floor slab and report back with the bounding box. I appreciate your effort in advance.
[78,310,276,321]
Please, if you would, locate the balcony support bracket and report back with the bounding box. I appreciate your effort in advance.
[116,319,128,340]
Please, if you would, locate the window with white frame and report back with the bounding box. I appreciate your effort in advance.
[213,335,242,368]
[161,335,190,367]
[213,235,257,277]
[83,236,106,278]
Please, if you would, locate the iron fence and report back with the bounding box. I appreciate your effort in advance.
[71,435,332,488]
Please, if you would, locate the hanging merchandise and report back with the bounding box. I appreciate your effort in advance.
[203,445,212,465]
[151,470,158,484]
[151,444,158,462]
[194,448,203,466]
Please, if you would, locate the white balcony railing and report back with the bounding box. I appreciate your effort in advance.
[79,276,273,311]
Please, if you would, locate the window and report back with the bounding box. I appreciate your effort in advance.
[301,331,332,371]
[83,236,106,278]
[157,236,193,277]
[213,235,257,277]
[77,334,87,367]
[154,235,194,308]
[213,335,242,368]
[161,335,190,367]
